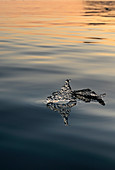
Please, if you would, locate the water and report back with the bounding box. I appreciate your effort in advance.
[0,0,115,169]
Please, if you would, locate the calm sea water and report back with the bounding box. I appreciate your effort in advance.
[0,0,115,169]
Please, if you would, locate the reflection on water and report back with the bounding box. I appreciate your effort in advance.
[46,80,106,125]
[47,101,77,125]
[0,0,115,169]
[85,0,115,17]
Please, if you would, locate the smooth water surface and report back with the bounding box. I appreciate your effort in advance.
[0,0,115,169]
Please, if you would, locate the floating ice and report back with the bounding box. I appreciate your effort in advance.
[46,79,106,125]
[46,79,76,104]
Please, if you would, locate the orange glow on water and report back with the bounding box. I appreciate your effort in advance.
[0,0,115,77]
[0,0,83,17]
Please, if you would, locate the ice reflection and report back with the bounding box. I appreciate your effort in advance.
[47,101,76,126]
[46,80,106,125]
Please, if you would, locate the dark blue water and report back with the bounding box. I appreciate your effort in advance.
[0,0,115,169]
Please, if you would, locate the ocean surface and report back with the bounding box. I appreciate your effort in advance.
[0,0,115,169]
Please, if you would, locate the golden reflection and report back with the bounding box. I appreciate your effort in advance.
[0,0,115,76]
[0,0,83,17]
[0,0,115,47]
